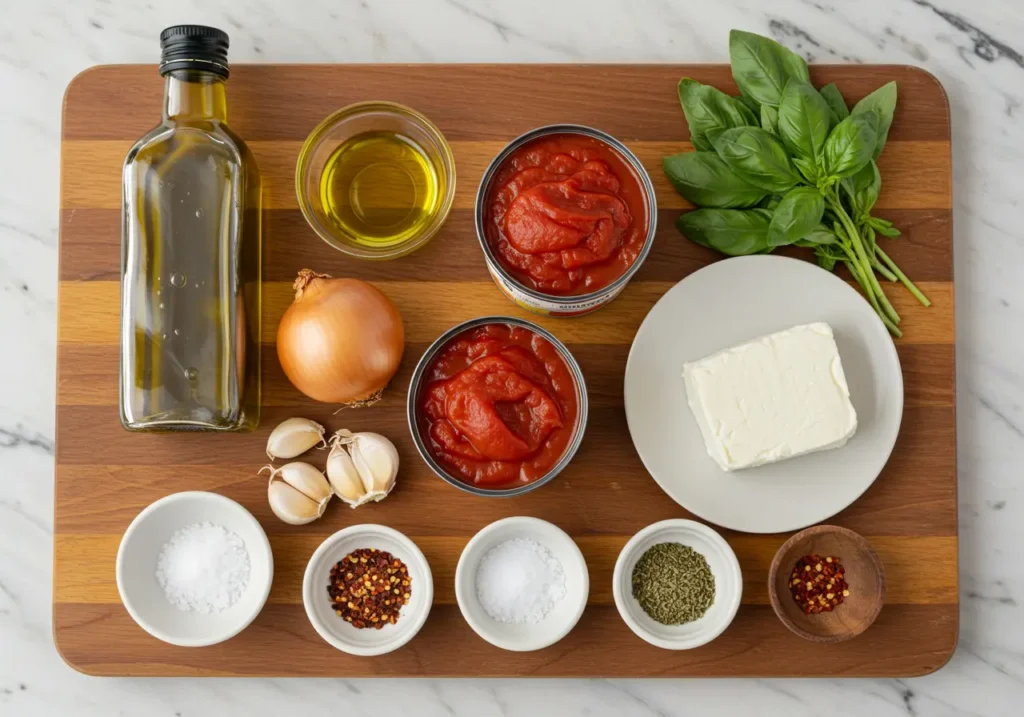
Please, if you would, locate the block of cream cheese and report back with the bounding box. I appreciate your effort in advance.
[681,322,857,471]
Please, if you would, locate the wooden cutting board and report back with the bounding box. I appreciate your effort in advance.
[56,64,956,677]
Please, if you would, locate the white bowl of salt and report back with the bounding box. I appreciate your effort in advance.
[456,516,589,652]
[116,491,273,647]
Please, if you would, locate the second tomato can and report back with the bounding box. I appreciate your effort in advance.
[475,124,657,317]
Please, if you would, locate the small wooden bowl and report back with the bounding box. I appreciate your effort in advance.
[768,525,885,643]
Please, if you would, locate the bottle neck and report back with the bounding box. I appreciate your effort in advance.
[163,70,227,123]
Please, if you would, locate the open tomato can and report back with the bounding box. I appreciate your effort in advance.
[406,316,588,497]
[475,124,658,317]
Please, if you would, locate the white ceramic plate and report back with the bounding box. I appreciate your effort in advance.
[624,255,903,533]
[613,519,742,650]
[455,516,589,652]
[302,525,433,656]
[116,491,274,647]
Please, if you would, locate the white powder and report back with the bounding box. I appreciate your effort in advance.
[475,537,566,624]
[155,522,250,613]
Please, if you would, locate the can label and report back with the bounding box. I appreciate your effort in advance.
[486,264,620,317]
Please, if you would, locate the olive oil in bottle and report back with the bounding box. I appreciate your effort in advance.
[319,131,440,247]
[120,26,261,431]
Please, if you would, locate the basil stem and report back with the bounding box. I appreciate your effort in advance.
[827,189,902,331]
[875,245,932,307]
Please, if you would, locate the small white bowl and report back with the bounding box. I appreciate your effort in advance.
[613,519,742,650]
[303,525,433,656]
[115,491,274,647]
[455,516,589,652]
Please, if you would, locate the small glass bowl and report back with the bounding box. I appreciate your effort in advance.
[296,101,456,260]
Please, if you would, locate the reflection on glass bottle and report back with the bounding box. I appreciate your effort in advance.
[120,26,261,431]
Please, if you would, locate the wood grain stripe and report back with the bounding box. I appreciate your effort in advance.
[55,342,955,408]
[62,64,951,143]
[56,280,954,345]
[60,139,952,211]
[52,403,956,537]
[53,534,956,606]
[52,603,957,677]
[58,207,955,283]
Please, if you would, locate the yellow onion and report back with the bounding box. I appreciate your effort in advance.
[277,269,404,405]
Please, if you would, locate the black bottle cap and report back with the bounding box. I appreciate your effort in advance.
[159,25,230,78]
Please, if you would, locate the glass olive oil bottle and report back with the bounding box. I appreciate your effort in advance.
[120,26,261,431]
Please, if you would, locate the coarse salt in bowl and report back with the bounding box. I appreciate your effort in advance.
[455,516,589,652]
[613,519,742,650]
[302,524,433,656]
[115,491,274,647]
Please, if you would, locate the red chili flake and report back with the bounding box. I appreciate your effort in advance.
[788,554,850,615]
[327,548,410,629]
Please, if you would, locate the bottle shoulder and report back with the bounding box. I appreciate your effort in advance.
[123,121,254,170]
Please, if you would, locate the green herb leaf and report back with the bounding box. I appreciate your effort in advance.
[728,30,810,108]
[662,152,767,208]
[739,95,761,115]
[795,223,838,247]
[822,111,879,178]
[768,187,826,247]
[777,81,832,161]
[841,159,881,217]
[758,193,784,210]
[819,83,850,123]
[851,81,897,159]
[677,207,774,256]
[816,247,839,271]
[711,126,802,193]
[760,104,779,134]
[870,217,902,237]
[678,78,758,151]
[792,156,818,184]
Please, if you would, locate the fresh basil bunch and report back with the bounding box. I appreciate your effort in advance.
[663,29,930,337]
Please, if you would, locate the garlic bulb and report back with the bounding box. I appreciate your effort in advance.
[326,430,398,508]
[262,462,332,525]
[266,417,327,460]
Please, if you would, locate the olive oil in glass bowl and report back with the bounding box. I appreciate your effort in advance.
[297,102,455,260]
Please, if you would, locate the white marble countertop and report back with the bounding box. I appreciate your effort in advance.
[3,0,1022,714]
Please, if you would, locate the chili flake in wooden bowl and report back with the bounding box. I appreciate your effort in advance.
[788,553,850,614]
[768,525,885,643]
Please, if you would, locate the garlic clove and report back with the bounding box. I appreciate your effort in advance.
[328,430,399,508]
[262,462,331,524]
[266,417,327,460]
[267,480,325,525]
[346,431,399,496]
[261,462,333,504]
[326,441,367,507]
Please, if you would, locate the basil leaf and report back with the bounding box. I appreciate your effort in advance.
[677,208,774,256]
[795,223,838,247]
[822,111,879,179]
[792,156,818,184]
[662,152,767,208]
[758,193,784,210]
[815,247,840,272]
[851,81,897,159]
[778,81,832,161]
[767,187,825,247]
[871,217,902,237]
[712,126,802,193]
[678,78,758,151]
[728,29,810,108]
[819,83,850,123]
[739,95,761,115]
[760,104,779,135]
[841,159,881,217]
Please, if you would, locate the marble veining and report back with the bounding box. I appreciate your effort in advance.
[2,0,1023,714]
